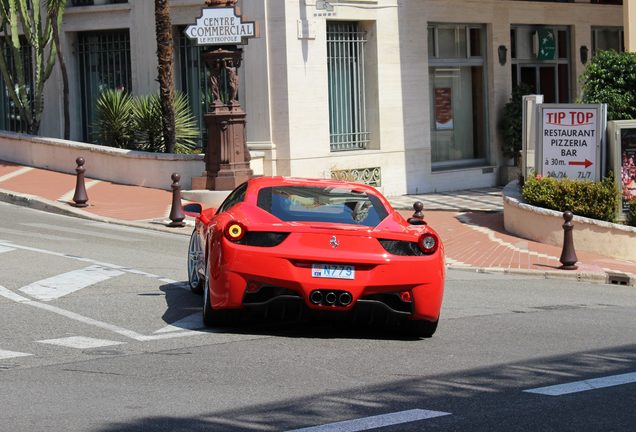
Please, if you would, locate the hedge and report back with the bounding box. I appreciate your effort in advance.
[522,175,619,222]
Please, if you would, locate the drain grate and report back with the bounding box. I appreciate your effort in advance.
[606,272,632,286]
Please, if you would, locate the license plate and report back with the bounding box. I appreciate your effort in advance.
[311,264,355,280]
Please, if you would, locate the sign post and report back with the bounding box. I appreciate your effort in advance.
[185,0,259,191]
[536,104,605,182]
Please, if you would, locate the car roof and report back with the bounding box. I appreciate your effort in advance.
[246,176,380,193]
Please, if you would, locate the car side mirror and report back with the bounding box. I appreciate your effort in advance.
[183,203,202,218]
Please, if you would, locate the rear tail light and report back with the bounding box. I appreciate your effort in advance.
[224,221,247,242]
[418,233,439,255]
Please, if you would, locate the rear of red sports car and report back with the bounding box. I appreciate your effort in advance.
[191,177,445,337]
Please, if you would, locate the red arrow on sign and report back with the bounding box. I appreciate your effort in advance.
[568,159,593,168]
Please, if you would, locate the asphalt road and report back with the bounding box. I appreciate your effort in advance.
[0,201,635,432]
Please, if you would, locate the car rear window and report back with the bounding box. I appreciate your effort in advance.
[257,186,389,227]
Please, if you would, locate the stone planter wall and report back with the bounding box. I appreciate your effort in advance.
[503,181,636,262]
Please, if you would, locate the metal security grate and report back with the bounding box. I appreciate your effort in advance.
[327,22,369,152]
[78,30,131,142]
[177,28,209,150]
[70,0,128,6]
[0,40,32,133]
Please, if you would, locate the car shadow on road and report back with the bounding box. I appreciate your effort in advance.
[91,343,636,432]
[159,282,427,342]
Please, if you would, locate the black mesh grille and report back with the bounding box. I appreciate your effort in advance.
[378,239,424,256]
[238,232,289,247]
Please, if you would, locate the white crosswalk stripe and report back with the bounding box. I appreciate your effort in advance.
[0,244,14,254]
[0,349,33,360]
[286,409,451,432]
[19,265,124,301]
[37,336,124,350]
[524,372,636,396]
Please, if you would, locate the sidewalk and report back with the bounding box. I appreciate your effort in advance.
[1,160,634,284]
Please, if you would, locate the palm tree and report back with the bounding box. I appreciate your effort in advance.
[154,0,176,153]
[46,0,69,140]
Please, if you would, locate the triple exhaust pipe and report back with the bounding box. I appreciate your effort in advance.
[309,290,352,307]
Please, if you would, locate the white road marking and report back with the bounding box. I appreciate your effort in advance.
[0,166,33,182]
[37,336,124,349]
[21,223,144,242]
[286,409,451,432]
[0,227,75,241]
[0,285,200,341]
[57,179,100,203]
[0,241,208,342]
[524,372,636,396]
[154,313,205,333]
[0,244,14,254]
[19,265,124,301]
[0,349,33,360]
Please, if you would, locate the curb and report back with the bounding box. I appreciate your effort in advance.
[1,188,633,286]
[448,264,634,287]
[0,188,192,236]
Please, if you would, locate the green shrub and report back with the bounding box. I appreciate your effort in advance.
[579,50,636,121]
[500,83,534,162]
[93,89,199,153]
[628,200,636,227]
[522,175,619,222]
[92,89,135,148]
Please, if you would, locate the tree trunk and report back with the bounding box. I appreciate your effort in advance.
[50,9,70,140]
[154,0,176,153]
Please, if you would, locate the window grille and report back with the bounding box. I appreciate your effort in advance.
[70,0,128,6]
[327,22,369,152]
[0,40,32,133]
[78,30,131,142]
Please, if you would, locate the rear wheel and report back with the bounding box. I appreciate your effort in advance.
[187,230,204,294]
[405,319,438,338]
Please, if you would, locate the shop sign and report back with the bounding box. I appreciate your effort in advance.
[185,7,257,45]
[537,29,555,60]
[536,104,605,182]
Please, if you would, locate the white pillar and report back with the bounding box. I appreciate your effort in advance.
[625,0,636,52]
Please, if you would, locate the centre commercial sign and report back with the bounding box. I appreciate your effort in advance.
[185,7,257,46]
[536,104,606,182]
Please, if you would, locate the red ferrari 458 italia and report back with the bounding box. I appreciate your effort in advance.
[186,177,444,337]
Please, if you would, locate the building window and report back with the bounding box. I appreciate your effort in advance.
[428,24,488,167]
[510,26,570,103]
[592,26,624,56]
[327,21,369,152]
[176,28,209,149]
[77,30,132,142]
[0,40,32,133]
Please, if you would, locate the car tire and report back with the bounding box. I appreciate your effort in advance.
[187,230,204,294]
[405,319,438,338]
[202,256,240,328]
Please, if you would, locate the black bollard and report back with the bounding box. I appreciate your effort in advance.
[407,201,427,225]
[71,157,89,208]
[167,173,186,228]
[559,210,578,270]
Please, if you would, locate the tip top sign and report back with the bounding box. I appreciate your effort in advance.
[185,7,257,46]
[538,104,604,182]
